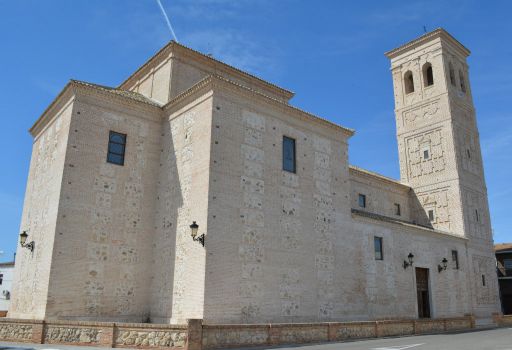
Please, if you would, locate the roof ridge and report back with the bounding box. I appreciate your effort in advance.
[71,79,162,107]
[117,41,294,100]
[349,165,409,187]
[385,28,470,58]
[164,74,354,136]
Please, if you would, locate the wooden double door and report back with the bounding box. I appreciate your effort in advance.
[415,267,431,318]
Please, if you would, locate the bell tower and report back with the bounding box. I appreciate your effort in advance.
[386,29,500,319]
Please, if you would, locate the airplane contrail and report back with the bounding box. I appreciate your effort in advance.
[155,0,179,42]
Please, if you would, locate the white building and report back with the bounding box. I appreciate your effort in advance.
[9,28,500,326]
[0,261,15,315]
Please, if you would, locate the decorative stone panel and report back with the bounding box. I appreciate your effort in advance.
[405,129,445,179]
[115,328,186,347]
[0,323,33,341]
[44,326,101,344]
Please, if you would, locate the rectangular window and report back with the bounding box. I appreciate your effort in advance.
[282,136,296,173]
[482,274,486,286]
[451,250,459,269]
[423,149,430,160]
[467,149,471,159]
[428,209,435,221]
[394,203,401,216]
[107,131,127,166]
[0,274,3,285]
[475,209,479,222]
[504,259,512,270]
[358,194,366,208]
[374,237,383,260]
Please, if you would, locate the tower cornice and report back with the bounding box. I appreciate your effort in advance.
[385,28,470,60]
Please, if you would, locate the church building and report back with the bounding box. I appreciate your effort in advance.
[9,29,500,326]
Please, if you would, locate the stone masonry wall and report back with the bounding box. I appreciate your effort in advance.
[203,88,352,324]
[9,96,74,320]
[353,215,470,319]
[151,92,213,324]
[42,92,162,322]
[349,169,411,221]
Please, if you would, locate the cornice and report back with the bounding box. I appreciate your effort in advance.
[29,82,74,137]
[385,28,470,60]
[30,80,163,138]
[118,40,294,101]
[349,165,410,190]
[164,75,355,137]
[351,209,468,241]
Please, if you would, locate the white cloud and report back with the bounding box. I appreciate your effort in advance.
[181,30,280,76]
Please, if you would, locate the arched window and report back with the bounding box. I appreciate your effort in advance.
[423,63,434,86]
[404,71,414,94]
[449,62,456,86]
[459,70,466,93]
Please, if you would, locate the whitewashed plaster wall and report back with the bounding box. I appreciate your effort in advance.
[9,97,73,320]
[0,265,14,312]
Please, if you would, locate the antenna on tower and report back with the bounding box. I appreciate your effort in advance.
[155,0,179,42]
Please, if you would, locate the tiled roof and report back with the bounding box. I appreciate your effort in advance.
[495,243,512,253]
[349,165,410,189]
[71,80,162,107]
[385,28,470,59]
[118,41,294,100]
[0,261,14,268]
[351,209,466,240]
[163,74,355,136]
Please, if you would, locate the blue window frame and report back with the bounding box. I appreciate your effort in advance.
[107,131,126,166]
[283,136,296,173]
[374,237,383,260]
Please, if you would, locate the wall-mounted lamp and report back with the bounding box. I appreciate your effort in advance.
[189,221,205,247]
[438,258,448,273]
[19,231,35,252]
[403,253,414,269]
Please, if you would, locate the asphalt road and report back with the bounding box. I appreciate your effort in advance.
[1,328,512,350]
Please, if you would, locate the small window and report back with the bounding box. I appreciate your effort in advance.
[466,149,471,159]
[282,136,296,173]
[423,63,434,86]
[404,71,415,94]
[459,70,466,93]
[0,274,3,285]
[394,203,401,216]
[449,62,456,86]
[374,237,383,260]
[428,209,435,221]
[504,259,512,270]
[358,194,366,208]
[451,250,459,269]
[423,149,430,160]
[107,131,127,166]
[475,209,479,222]
[482,275,486,286]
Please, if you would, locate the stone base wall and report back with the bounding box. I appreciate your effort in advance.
[202,316,473,349]
[0,316,474,350]
[494,314,512,327]
[0,318,187,349]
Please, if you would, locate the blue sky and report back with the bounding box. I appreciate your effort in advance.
[0,0,511,261]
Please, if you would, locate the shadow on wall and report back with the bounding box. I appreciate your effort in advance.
[149,121,183,323]
[409,191,434,229]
